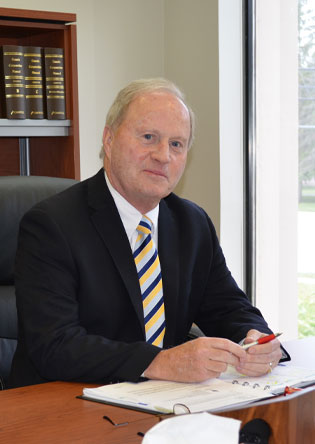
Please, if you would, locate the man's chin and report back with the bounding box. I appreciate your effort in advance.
[140,184,171,201]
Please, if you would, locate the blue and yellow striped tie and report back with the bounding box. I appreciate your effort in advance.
[133,215,165,347]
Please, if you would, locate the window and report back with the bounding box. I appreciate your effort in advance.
[247,0,314,339]
[220,1,315,340]
[251,0,299,339]
[298,0,315,337]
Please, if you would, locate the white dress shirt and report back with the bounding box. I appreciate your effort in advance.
[104,172,159,251]
[105,173,161,371]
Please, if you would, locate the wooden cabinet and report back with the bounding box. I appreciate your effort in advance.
[0,7,80,179]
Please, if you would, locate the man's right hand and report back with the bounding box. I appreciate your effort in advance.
[143,337,246,382]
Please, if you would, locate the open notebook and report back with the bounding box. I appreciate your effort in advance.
[80,364,315,414]
[220,364,315,394]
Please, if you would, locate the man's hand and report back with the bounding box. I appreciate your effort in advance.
[143,337,246,383]
[235,329,282,376]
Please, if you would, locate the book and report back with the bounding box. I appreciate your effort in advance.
[80,364,315,415]
[0,45,26,119]
[44,47,66,119]
[24,46,45,119]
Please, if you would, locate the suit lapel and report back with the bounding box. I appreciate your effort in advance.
[87,170,145,336]
[158,199,179,346]
[87,170,180,345]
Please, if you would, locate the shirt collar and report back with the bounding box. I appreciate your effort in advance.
[104,171,159,241]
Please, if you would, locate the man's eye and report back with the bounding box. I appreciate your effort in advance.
[171,141,182,148]
[144,134,153,140]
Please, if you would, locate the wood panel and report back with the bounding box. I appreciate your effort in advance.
[30,137,74,178]
[0,7,75,23]
[0,138,20,175]
[1,381,314,443]
[215,387,315,444]
[0,382,160,444]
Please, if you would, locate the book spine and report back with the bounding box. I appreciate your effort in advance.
[24,46,45,119]
[1,45,26,119]
[44,47,66,120]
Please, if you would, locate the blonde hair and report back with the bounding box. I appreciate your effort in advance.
[100,78,195,158]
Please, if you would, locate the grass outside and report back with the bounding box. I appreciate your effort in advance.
[299,201,315,212]
[298,276,315,338]
[298,197,315,336]
[302,187,315,197]
[300,186,315,212]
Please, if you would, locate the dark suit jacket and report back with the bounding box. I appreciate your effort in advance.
[10,169,271,388]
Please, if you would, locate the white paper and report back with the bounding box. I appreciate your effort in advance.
[142,412,241,444]
[221,364,315,394]
[83,377,272,414]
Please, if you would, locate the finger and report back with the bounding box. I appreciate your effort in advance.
[237,350,282,376]
[235,362,272,377]
[205,359,228,374]
[204,368,222,379]
[243,329,264,344]
[206,349,241,369]
[243,350,282,365]
[246,338,281,355]
[209,338,246,360]
[237,358,279,375]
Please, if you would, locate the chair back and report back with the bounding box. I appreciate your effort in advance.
[0,175,78,389]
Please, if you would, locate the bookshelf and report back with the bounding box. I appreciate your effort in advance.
[0,7,80,179]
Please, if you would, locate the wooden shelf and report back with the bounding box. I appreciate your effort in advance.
[0,7,76,24]
[0,119,71,137]
[0,7,80,179]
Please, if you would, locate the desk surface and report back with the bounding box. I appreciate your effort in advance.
[0,381,160,444]
[1,337,314,444]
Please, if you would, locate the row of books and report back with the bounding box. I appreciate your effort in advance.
[0,45,66,120]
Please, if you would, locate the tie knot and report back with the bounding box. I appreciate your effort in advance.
[137,216,153,236]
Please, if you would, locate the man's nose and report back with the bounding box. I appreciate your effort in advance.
[152,140,171,163]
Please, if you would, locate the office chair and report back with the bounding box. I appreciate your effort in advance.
[0,175,78,389]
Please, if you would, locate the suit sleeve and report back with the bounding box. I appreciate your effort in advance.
[194,215,272,343]
[15,207,160,384]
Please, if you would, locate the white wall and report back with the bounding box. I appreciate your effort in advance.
[165,0,220,232]
[83,0,165,180]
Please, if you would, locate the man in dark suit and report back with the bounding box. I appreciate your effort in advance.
[10,78,282,388]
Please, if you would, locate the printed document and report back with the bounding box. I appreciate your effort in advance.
[82,378,272,414]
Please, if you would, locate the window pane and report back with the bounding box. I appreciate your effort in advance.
[298,0,315,337]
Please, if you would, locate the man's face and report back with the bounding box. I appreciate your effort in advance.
[103,91,191,213]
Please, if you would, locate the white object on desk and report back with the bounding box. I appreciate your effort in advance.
[283,337,315,369]
[142,412,241,444]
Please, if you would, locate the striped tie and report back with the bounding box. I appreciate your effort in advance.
[133,215,165,347]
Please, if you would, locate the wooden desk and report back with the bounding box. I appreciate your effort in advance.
[0,381,160,443]
[217,385,315,444]
[1,338,314,443]
[215,337,315,444]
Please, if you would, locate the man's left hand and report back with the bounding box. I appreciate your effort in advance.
[235,329,282,376]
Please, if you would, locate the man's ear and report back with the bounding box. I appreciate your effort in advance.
[102,126,114,158]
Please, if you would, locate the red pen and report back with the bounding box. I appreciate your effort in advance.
[242,332,282,350]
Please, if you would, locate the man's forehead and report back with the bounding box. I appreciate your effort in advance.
[125,91,190,121]
[133,90,185,107]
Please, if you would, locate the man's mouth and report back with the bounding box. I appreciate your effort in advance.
[144,169,167,179]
